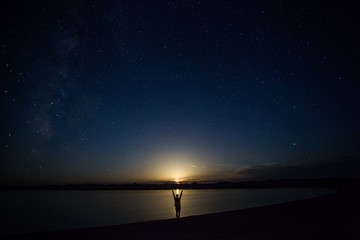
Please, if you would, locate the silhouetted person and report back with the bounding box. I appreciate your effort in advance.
[172,190,183,218]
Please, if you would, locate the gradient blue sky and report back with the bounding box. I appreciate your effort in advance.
[1,0,359,185]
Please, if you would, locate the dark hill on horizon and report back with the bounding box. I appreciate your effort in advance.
[1,178,359,191]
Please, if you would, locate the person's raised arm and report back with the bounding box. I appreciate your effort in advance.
[180,190,183,199]
[172,190,175,198]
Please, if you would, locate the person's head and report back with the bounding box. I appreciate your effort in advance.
[176,194,179,198]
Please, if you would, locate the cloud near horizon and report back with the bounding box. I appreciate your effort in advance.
[234,158,360,180]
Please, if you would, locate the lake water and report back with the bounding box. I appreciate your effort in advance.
[0,188,334,236]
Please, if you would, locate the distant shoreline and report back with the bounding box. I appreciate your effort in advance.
[1,178,358,191]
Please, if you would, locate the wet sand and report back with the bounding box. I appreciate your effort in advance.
[7,189,359,240]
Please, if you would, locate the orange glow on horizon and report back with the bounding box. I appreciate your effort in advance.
[141,153,210,182]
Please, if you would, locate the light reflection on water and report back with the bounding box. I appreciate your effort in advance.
[0,188,335,236]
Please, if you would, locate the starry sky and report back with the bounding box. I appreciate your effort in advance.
[1,0,360,185]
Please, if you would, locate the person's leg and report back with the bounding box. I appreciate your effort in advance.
[176,207,180,218]
[178,207,181,218]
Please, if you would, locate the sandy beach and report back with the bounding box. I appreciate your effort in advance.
[6,188,359,240]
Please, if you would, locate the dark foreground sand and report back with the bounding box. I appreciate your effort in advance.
[6,189,360,240]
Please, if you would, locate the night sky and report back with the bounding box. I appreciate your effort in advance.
[1,0,360,185]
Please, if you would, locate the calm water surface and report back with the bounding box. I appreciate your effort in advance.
[0,188,334,236]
